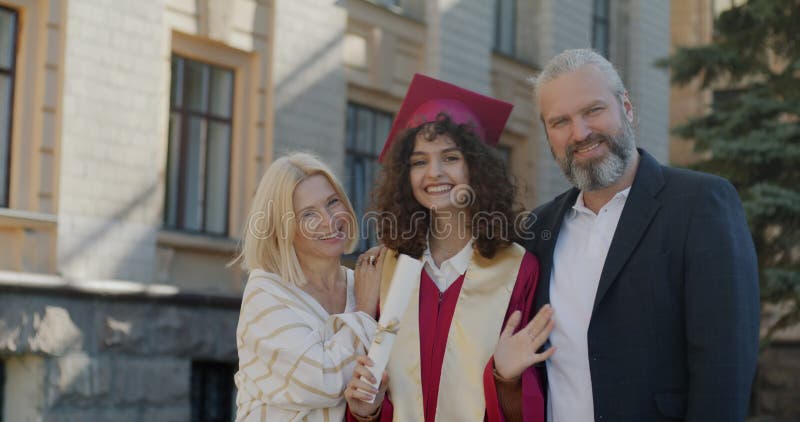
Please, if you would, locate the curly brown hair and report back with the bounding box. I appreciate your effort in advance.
[370,113,519,259]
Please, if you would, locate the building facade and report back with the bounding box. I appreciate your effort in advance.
[0,0,670,419]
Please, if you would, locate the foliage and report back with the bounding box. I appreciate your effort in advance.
[662,0,800,340]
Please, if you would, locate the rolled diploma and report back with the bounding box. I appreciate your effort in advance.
[361,253,422,402]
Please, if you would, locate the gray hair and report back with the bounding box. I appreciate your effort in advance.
[531,49,627,107]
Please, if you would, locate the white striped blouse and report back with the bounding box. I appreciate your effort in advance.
[235,268,377,422]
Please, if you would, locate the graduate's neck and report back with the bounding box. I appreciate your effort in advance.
[429,209,472,267]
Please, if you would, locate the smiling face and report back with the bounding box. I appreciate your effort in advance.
[408,133,470,213]
[292,174,350,261]
[539,64,637,191]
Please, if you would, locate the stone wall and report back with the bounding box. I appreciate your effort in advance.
[0,289,239,421]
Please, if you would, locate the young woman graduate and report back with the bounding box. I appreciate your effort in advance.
[344,74,555,422]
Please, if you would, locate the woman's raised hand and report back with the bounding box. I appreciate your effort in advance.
[493,305,556,380]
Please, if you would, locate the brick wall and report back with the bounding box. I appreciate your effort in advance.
[626,0,670,162]
[435,0,492,93]
[56,0,166,282]
[668,0,712,166]
[270,0,348,178]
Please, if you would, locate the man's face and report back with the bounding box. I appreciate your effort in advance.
[538,65,636,191]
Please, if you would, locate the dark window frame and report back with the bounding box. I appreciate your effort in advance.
[0,6,19,209]
[345,102,392,254]
[165,55,235,236]
[493,0,517,56]
[592,0,611,58]
[190,360,236,422]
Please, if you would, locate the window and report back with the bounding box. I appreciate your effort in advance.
[345,103,392,253]
[592,0,611,57]
[165,55,234,236]
[190,361,236,422]
[493,0,516,56]
[0,6,18,208]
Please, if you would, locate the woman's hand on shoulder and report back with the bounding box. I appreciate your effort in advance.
[354,245,386,318]
[493,305,556,381]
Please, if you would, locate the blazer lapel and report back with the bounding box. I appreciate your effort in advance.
[534,188,580,310]
[592,150,665,312]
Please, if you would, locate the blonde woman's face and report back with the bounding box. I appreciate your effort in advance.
[292,174,350,261]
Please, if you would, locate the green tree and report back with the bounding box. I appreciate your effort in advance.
[663,0,800,340]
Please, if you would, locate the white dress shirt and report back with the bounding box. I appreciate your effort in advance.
[421,239,473,293]
[547,188,630,422]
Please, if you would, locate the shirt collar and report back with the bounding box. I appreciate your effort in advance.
[421,238,473,275]
[569,187,632,219]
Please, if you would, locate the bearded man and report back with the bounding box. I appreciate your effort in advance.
[522,49,760,422]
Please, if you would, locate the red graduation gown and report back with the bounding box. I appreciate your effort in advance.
[349,252,545,421]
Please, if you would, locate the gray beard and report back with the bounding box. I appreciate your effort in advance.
[554,118,636,191]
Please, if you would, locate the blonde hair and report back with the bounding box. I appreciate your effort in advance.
[235,152,358,286]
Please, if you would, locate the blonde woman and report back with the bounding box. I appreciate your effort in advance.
[234,152,384,421]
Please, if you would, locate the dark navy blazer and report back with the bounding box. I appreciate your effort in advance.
[523,149,760,421]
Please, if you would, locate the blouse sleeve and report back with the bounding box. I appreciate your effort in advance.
[235,277,378,411]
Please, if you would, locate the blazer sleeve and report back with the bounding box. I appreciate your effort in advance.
[683,178,760,421]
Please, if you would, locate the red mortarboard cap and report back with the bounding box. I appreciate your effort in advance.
[378,73,513,162]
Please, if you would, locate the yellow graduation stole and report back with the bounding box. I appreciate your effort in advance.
[379,243,525,421]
